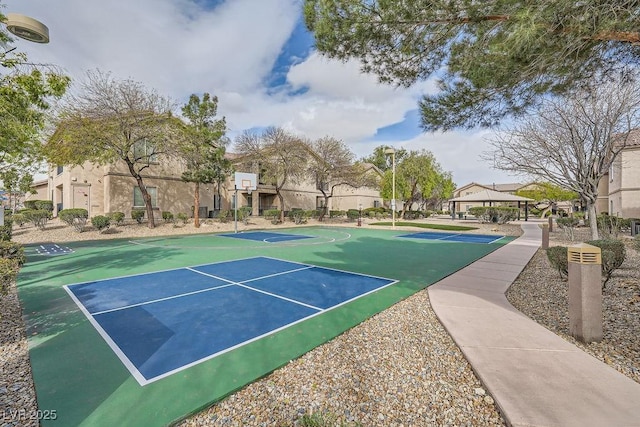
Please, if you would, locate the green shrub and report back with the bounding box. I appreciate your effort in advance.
[12,213,26,227]
[329,210,345,219]
[556,216,581,241]
[23,209,50,230]
[162,211,175,223]
[131,209,145,223]
[289,209,311,224]
[108,211,125,226]
[176,212,189,225]
[24,200,53,211]
[0,217,12,241]
[59,208,89,232]
[263,209,281,224]
[238,207,252,225]
[35,200,53,211]
[91,215,111,232]
[0,258,19,295]
[346,209,360,221]
[468,206,519,224]
[546,246,568,279]
[0,241,25,266]
[597,215,628,238]
[586,239,626,287]
[217,210,231,223]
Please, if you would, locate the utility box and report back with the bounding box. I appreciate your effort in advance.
[567,243,602,343]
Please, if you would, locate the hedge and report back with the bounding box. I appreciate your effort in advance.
[0,216,12,241]
[59,208,89,232]
[0,241,25,266]
[546,246,568,279]
[22,209,50,230]
[468,206,519,224]
[24,200,53,211]
[0,258,18,295]
[586,239,626,288]
[131,209,145,223]
[91,215,111,232]
[108,211,125,226]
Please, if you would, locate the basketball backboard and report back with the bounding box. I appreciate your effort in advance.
[234,172,257,191]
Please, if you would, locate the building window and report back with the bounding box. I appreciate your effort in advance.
[609,164,614,183]
[132,140,158,163]
[133,186,157,208]
[56,165,63,175]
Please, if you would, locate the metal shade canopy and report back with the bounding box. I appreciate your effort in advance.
[5,13,49,43]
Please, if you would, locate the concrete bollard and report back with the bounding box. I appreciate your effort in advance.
[548,215,553,232]
[542,224,549,249]
[567,243,603,343]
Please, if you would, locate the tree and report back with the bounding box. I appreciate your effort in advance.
[0,9,70,171]
[486,76,640,239]
[44,71,178,228]
[516,182,578,218]
[360,145,407,172]
[179,93,231,228]
[234,127,307,223]
[379,149,453,218]
[304,1,640,131]
[0,168,35,212]
[307,136,378,220]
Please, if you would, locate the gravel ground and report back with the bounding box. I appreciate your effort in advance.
[1,218,638,426]
[506,227,640,384]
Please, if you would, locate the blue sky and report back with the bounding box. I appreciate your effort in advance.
[4,0,518,186]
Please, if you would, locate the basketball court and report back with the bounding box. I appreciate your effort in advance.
[17,226,514,426]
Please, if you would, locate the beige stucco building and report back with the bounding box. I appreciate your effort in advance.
[29,154,383,220]
[601,130,640,218]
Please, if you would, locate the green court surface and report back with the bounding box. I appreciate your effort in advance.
[17,226,514,426]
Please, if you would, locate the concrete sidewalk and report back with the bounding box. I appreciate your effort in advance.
[428,222,640,427]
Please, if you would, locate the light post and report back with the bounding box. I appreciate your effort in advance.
[4,13,50,43]
[384,147,396,229]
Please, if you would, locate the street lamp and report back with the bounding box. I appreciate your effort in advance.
[4,13,50,43]
[384,147,396,229]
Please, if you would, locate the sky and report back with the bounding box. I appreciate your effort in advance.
[4,0,519,187]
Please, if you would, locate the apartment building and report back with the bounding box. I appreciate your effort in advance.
[29,155,383,219]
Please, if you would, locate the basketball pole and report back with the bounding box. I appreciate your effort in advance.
[234,186,238,233]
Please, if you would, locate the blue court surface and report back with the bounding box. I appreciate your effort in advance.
[398,231,505,244]
[219,231,313,242]
[64,256,396,385]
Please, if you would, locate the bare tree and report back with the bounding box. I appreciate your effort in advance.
[307,136,377,221]
[234,127,307,223]
[486,75,640,239]
[45,70,178,228]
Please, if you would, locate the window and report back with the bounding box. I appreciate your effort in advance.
[56,165,63,175]
[609,164,614,183]
[132,140,158,163]
[133,186,157,208]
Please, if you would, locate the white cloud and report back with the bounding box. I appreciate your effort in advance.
[5,0,518,187]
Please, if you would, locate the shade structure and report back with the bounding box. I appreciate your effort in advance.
[449,189,534,221]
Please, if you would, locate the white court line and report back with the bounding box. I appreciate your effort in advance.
[65,255,398,385]
[235,283,323,311]
[91,283,235,316]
